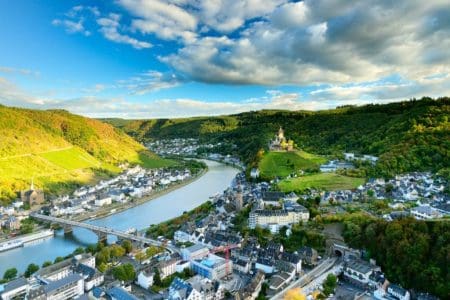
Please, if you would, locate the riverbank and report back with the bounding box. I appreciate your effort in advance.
[0,166,208,246]
[72,166,208,222]
[0,160,239,275]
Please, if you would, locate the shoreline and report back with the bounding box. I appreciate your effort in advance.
[73,166,208,222]
[0,166,208,246]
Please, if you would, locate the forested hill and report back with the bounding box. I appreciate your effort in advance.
[0,105,168,204]
[105,97,450,177]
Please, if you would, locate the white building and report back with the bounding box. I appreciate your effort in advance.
[94,196,112,207]
[43,273,84,300]
[343,259,380,287]
[0,278,29,300]
[181,244,210,261]
[159,257,180,279]
[191,254,232,280]
[249,207,309,233]
[174,230,194,243]
[137,269,154,289]
[410,205,443,220]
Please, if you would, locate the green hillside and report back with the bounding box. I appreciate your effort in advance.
[278,173,365,192]
[0,105,174,205]
[105,97,450,178]
[258,150,326,179]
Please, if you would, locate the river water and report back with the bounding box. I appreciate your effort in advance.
[0,160,239,275]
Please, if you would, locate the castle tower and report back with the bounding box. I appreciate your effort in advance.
[278,127,285,140]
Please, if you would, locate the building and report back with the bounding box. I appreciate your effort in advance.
[255,257,275,274]
[175,230,194,243]
[168,277,202,300]
[43,273,84,300]
[250,168,260,179]
[410,205,443,220]
[20,181,45,206]
[4,216,20,231]
[235,271,265,300]
[269,127,294,151]
[191,254,232,280]
[298,246,318,266]
[37,259,73,282]
[343,259,380,287]
[188,275,225,300]
[235,186,243,212]
[280,252,302,274]
[137,269,154,290]
[94,196,112,207]
[249,206,309,233]
[0,277,29,300]
[106,286,140,300]
[181,244,210,261]
[74,263,104,291]
[158,257,180,279]
[387,284,410,300]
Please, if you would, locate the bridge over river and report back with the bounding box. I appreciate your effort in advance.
[30,213,179,253]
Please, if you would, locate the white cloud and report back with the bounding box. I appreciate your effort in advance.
[52,18,91,36]
[97,13,152,49]
[116,71,185,94]
[156,0,450,90]
[0,66,39,77]
[118,0,198,42]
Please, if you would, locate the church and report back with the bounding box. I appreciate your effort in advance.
[20,180,45,206]
[269,127,294,151]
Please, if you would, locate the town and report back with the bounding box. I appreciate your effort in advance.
[1,142,447,300]
[1,168,448,299]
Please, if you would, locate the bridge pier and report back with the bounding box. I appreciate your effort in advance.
[63,225,73,236]
[95,231,108,244]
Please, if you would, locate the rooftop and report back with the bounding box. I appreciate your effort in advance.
[43,273,83,294]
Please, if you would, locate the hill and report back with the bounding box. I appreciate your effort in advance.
[104,97,450,178]
[258,150,326,179]
[0,105,174,205]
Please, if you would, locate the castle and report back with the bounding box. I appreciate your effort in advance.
[269,127,294,151]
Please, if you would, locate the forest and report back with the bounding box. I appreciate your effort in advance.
[106,97,450,179]
[342,215,449,299]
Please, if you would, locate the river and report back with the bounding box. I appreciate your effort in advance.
[0,160,239,275]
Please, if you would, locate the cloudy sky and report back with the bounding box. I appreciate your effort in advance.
[0,0,449,118]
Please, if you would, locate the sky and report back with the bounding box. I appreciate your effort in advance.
[0,0,449,119]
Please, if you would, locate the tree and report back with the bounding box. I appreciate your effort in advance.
[112,263,136,281]
[110,244,126,259]
[42,261,52,268]
[3,268,17,281]
[322,273,337,296]
[73,247,85,255]
[153,268,162,286]
[54,256,64,263]
[122,240,132,253]
[24,263,39,278]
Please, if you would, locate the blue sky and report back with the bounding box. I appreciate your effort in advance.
[0,0,449,118]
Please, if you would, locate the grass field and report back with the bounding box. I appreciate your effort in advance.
[278,173,365,192]
[259,150,327,179]
[138,152,177,168]
[39,147,102,170]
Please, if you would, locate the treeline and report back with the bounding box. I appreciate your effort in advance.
[342,216,450,299]
[106,97,450,178]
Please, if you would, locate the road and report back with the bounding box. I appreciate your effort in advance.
[270,257,338,300]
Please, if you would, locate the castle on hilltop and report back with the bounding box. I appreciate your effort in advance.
[269,127,294,151]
